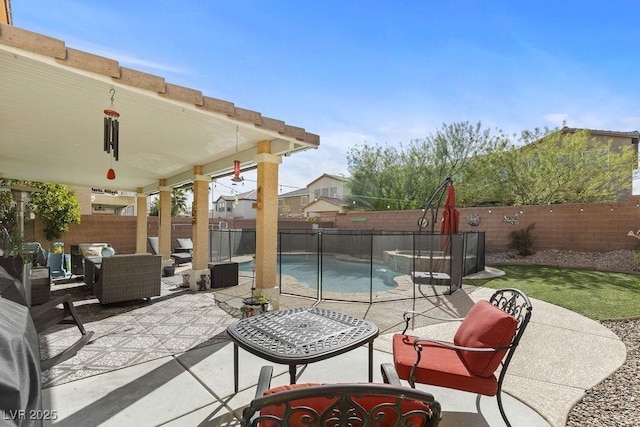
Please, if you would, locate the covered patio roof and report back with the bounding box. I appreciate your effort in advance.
[0,24,319,194]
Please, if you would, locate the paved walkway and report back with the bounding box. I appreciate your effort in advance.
[41,271,626,426]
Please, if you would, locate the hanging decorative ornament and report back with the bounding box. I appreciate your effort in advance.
[231,159,243,183]
[103,88,120,180]
[231,125,243,184]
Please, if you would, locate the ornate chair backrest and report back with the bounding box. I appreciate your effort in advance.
[488,288,533,382]
[242,383,442,427]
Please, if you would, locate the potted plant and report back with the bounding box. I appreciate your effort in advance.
[163,261,176,277]
[241,292,270,317]
[242,262,270,317]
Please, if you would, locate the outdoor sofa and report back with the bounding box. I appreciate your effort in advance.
[84,254,161,304]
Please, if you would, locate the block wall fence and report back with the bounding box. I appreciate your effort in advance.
[334,196,640,252]
[26,197,639,254]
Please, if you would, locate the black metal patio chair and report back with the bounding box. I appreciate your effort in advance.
[387,288,532,427]
[242,365,442,426]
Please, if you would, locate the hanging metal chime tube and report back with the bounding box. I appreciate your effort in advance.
[104,109,120,159]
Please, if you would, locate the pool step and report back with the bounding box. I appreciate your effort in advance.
[411,271,450,284]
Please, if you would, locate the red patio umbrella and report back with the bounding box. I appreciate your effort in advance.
[439,184,460,253]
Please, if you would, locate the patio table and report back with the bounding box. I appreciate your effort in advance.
[226,307,379,393]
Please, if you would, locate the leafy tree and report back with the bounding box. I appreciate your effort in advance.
[149,189,189,217]
[29,183,81,241]
[0,191,17,234]
[347,143,411,210]
[1,179,81,243]
[476,128,636,205]
[347,122,504,210]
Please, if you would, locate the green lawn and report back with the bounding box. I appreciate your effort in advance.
[481,265,640,320]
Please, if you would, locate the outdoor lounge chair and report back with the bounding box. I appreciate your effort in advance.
[30,293,95,370]
[84,254,161,304]
[148,236,192,265]
[387,288,532,427]
[0,265,94,371]
[242,365,442,426]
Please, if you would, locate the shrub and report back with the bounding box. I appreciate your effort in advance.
[508,223,537,256]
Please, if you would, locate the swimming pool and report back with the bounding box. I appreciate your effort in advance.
[240,254,401,294]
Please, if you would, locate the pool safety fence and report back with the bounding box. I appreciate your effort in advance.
[209,229,485,304]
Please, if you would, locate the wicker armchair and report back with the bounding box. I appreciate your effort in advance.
[84,254,161,304]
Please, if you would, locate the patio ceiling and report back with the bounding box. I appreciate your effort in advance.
[0,24,319,194]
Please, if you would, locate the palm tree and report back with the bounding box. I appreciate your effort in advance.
[171,189,188,217]
[148,189,189,217]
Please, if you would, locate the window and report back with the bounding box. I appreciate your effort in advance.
[301,196,308,205]
[314,186,338,199]
[278,199,284,207]
[217,201,225,212]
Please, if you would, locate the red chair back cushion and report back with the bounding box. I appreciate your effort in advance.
[453,299,518,377]
[261,383,433,427]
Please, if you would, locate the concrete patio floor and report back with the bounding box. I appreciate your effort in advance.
[41,268,626,426]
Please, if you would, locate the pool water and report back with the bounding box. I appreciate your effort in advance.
[240,254,400,293]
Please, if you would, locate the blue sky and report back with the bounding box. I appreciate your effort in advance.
[11,0,640,198]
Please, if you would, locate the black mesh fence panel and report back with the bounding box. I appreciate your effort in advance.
[210,228,484,303]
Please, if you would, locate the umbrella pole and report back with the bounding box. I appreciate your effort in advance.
[416,177,452,292]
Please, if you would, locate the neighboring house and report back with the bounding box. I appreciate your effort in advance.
[303,197,349,218]
[304,174,350,217]
[277,173,351,218]
[307,173,349,201]
[69,186,136,215]
[278,188,309,217]
[562,127,638,148]
[214,189,257,219]
[559,127,639,196]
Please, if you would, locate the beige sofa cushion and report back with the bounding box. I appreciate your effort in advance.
[78,243,109,257]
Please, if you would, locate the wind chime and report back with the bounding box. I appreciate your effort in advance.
[103,88,120,180]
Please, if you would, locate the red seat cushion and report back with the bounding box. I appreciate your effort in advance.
[260,382,433,427]
[453,300,518,377]
[392,333,499,396]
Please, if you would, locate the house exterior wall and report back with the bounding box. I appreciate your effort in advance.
[215,199,256,219]
[234,200,256,219]
[308,176,347,200]
[280,195,308,217]
[304,199,345,217]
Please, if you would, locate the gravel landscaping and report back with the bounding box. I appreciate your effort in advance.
[487,249,640,426]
